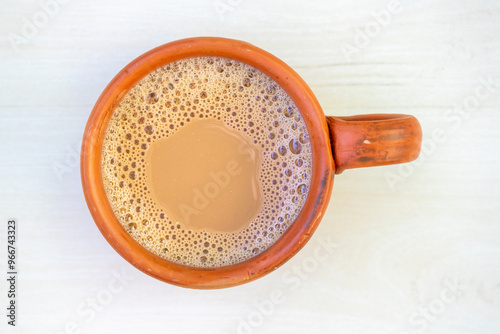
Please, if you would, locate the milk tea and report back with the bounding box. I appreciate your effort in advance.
[101,56,312,267]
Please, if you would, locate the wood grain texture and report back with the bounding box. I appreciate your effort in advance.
[0,0,499,333]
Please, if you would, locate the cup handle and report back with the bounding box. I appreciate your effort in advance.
[326,114,422,174]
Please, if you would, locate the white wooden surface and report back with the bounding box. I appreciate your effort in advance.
[1,0,499,333]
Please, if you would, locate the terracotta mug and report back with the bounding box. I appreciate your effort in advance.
[81,37,422,289]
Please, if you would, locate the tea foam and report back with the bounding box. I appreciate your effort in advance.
[101,56,312,267]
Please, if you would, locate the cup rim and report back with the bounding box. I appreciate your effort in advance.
[81,37,335,289]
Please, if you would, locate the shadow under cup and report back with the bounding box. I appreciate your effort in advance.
[81,37,421,289]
